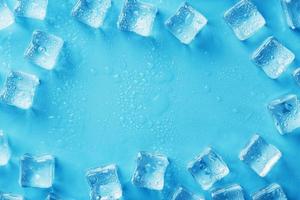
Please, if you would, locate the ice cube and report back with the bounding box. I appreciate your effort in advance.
[0,130,11,166]
[131,151,169,190]
[187,147,229,190]
[45,193,60,200]
[165,2,207,44]
[24,30,64,70]
[0,0,14,30]
[224,0,265,40]
[171,187,204,200]
[251,36,295,79]
[293,68,300,86]
[117,0,157,37]
[14,0,48,20]
[211,184,245,200]
[239,134,281,177]
[0,71,39,110]
[86,164,122,200]
[71,0,111,28]
[268,94,300,134]
[252,183,287,200]
[1,193,24,200]
[19,154,55,188]
[281,0,300,29]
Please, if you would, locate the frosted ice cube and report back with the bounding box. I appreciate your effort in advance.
[252,36,295,79]
[165,2,207,44]
[117,0,157,37]
[14,0,48,20]
[132,151,169,190]
[171,187,203,200]
[0,130,11,166]
[19,154,55,188]
[281,0,300,29]
[0,71,39,110]
[293,68,300,86]
[252,183,287,200]
[268,94,300,134]
[224,0,265,40]
[211,184,245,200]
[1,193,24,200]
[24,30,64,70]
[0,0,14,30]
[71,0,111,28]
[239,134,281,177]
[86,164,122,200]
[187,147,229,190]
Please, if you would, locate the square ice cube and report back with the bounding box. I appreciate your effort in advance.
[224,0,265,40]
[252,183,287,200]
[0,130,11,166]
[165,2,207,44]
[132,151,169,190]
[268,94,300,134]
[293,68,300,86]
[239,134,281,177]
[71,0,111,28]
[19,154,55,188]
[187,147,229,190]
[0,71,39,110]
[14,0,48,20]
[1,193,24,200]
[86,164,122,200]
[171,187,204,200]
[117,0,157,37]
[211,184,245,200]
[252,36,295,79]
[0,1,14,30]
[281,0,300,29]
[24,30,64,70]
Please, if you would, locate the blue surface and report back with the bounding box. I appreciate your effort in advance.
[0,0,300,199]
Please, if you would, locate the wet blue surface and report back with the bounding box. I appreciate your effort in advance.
[0,0,300,199]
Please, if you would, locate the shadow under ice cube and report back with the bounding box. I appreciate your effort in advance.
[117,0,157,37]
[25,30,64,70]
[0,1,14,30]
[211,184,245,200]
[1,193,24,200]
[86,164,122,200]
[165,2,207,44]
[171,187,203,200]
[19,154,55,188]
[71,0,111,28]
[252,183,287,200]
[252,36,295,79]
[0,71,39,110]
[281,0,300,29]
[224,0,265,40]
[239,134,281,177]
[14,0,48,20]
[188,147,229,190]
[0,131,11,166]
[132,151,169,190]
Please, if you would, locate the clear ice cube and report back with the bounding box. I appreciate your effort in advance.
[171,187,204,200]
[239,134,281,177]
[86,164,122,200]
[187,147,229,190]
[165,2,207,44]
[252,36,295,79]
[19,154,55,188]
[71,0,111,28]
[268,94,300,135]
[14,0,48,20]
[1,193,24,200]
[252,183,287,200]
[224,0,265,40]
[24,30,64,70]
[293,68,300,86]
[132,151,169,190]
[281,0,300,29]
[0,71,39,110]
[0,130,11,166]
[0,0,14,30]
[211,184,245,200]
[117,0,158,37]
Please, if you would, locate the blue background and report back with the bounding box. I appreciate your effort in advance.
[0,0,300,199]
